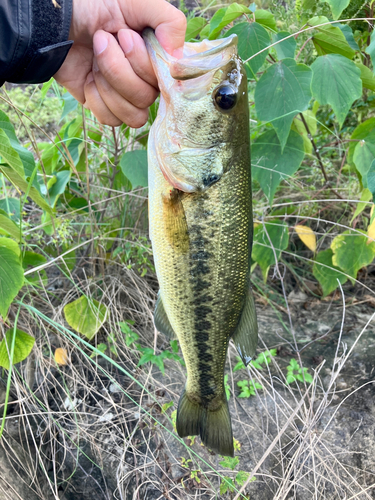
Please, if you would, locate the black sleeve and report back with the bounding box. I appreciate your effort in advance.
[0,0,73,86]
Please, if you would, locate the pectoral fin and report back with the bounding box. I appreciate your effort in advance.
[232,288,258,365]
[154,292,176,339]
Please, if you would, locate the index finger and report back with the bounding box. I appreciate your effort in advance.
[120,0,186,55]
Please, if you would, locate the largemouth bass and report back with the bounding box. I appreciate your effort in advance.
[143,29,258,457]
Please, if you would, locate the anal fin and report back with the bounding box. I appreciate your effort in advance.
[154,291,176,339]
[232,288,258,366]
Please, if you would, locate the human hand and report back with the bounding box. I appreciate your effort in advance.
[54,0,186,127]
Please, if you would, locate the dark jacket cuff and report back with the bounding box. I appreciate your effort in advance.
[0,0,73,86]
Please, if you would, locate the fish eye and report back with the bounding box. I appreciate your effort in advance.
[213,85,237,111]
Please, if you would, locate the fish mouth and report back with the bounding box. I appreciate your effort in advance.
[142,28,238,81]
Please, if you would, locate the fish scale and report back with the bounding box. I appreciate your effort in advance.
[144,29,258,457]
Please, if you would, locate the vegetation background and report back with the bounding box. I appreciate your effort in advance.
[1,0,375,498]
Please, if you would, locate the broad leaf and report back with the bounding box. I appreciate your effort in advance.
[353,138,375,186]
[272,32,296,60]
[61,92,78,121]
[0,197,20,221]
[356,63,375,92]
[308,16,356,59]
[294,225,316,252]
[0,247,24,318]
[313,249,348,296]
[351,188,373,222]
[185,17,207,41]
[334,23,359,50]
[64,296,108,340]
[255,59,312,149]
[349,118,375,165]
[225,22,269,78]
[0,166,52,213]
[365,31,375,74]
[291,110,317,155]
[22,251,47,269]
[0,237,20,256]
[331,230,375,280]
[252,130,305,204]
[47,170,71,207]
[254,10,277,32]
[368,159,375,199]
[0,212,20,241]
[252,221,289,280]
[311,54,362,127]
[120,150,148,188]
[208,3,250,40]
[0,329,35,369]
[325,0,350,20]
[0,128,24,178]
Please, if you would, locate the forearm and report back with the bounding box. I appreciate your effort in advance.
[0,0,73,85]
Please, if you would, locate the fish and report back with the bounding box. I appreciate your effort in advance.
[143,28,258,457]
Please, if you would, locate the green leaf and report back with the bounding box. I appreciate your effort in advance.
[209,3,250,40]
[120,150,148,188]
[254,10,277,32]
[0,198,20,221]
[365,31,375,73]
[224,22,269,78]
[313,249,348,296]
[255,59,312,149]
[219,456,239,470]
[0,247,24,318]
[0,329,35,369]
[61,92,78,121]
[355,62,375,92]
[0,128,24,178]
[308,16,356,59]
[291,110,317,155]
[22,251,47,269]
[0,111,36,178]
[64,296,108,340]
[331,230,375,280]
[0,212,20,241]
[0,237,20,256]
[252,221,289,280]
[349,118,375,166]
[311,54,362,127]
[272,31,296,60]
[252,130,305,204]
[0,166,52,213]
[351,188,373,222]
[368,159,375,199]
[220,478,235,495]
[236,471,252,486]
[47,170,71,207]
[325,0,350,19]
[353,138,375,186]
[334,23,359,51]
[185,17,207,41]
[90,343,107,358]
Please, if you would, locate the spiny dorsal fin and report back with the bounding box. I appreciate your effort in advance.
[154,292,176,339]
[232,288,258,365]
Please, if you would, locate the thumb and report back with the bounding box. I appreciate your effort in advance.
[124,0,186,55]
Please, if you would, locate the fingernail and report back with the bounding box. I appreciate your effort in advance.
[94,31,108,56]
[119,30,133,54]
[93,59,99,73]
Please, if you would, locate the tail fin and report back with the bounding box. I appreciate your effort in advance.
[176,390,234,457]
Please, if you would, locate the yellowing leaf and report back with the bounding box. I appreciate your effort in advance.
[368,206,375,244]
[54,347,68,365]
[295,225,317,252]
[64,296,107,339]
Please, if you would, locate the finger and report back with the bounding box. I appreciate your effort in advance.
[118,29,158,88]
[120,0,187,55]
[93,31,158,109]
[84,72,122,127]
[92,64,149,128]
